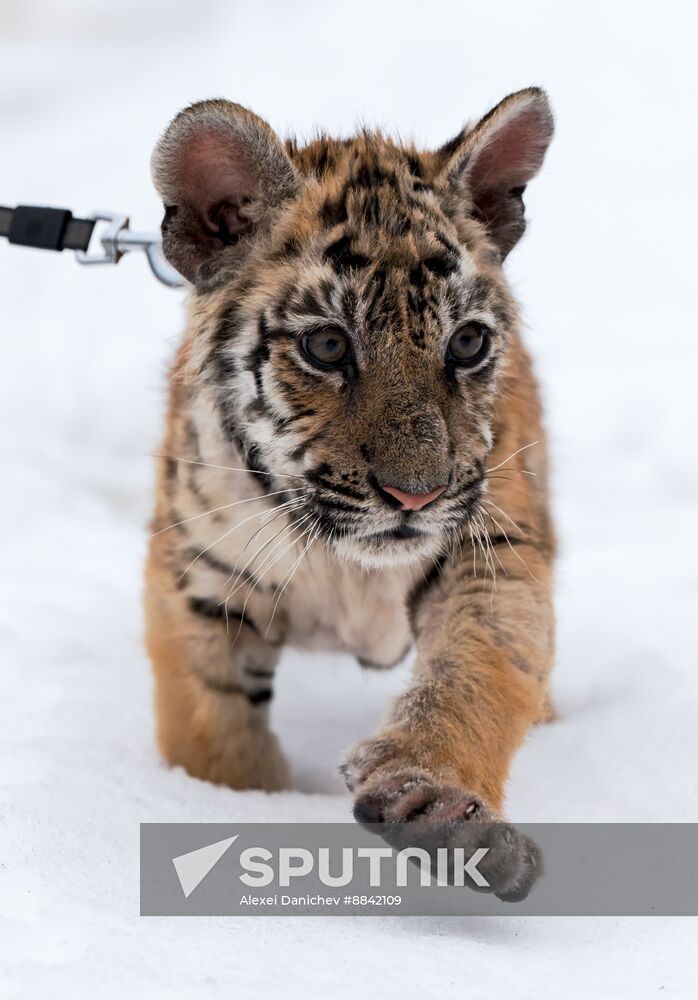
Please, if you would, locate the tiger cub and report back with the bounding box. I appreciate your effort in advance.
[145,89,555,899]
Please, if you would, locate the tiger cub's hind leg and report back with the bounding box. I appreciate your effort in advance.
[145,545,290,792]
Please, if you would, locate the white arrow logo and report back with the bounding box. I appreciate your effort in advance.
[464,847,490,887]
[172,835,238,898]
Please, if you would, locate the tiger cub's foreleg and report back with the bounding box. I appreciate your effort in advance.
[144,540,290,792]
[342,529,554,899]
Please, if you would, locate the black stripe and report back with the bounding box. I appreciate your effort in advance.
[188,596,260,635]
[164,456,178,494]
[294,284,326,318]
[244,396,277,422]
[306,473,367,501]
[289,429,327,462]
[486,530,550,556]
[248,689,273,705]
[272,235,303,259]
[213,301,240,342]
[433,231,460,258]
[209,301,244,388]
[312,142,332,176]
[406,154,423,178]
[488,533,526,548]
[186,546,245,583]
[319,194,348,228]
[422,253,459,278]
[221,609,260,636]
[245,317,270,398]
[225,425,274,490]
[324,235,371,272]
[312,495,362,515]
[265,326,295,342]
[201,676,273,705]
[185,547,235,577]
[188,596,225,619]
[277,407,317,428]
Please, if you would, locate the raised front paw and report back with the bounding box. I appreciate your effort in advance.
[344,756,542,902]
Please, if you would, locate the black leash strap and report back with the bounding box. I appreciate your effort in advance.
[0,204,96,253]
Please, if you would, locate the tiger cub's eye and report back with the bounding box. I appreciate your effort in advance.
[447,322,491,367]
[300,327,351,369]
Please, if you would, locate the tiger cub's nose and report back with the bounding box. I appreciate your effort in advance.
[378,483,446,511]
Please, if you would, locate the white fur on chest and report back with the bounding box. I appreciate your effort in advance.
[284,547,414,666]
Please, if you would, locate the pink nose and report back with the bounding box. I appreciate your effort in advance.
[380,484,446,511]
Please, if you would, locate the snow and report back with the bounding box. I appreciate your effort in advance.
[1,0,697,996]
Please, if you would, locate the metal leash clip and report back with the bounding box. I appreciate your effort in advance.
[75,210,185,287]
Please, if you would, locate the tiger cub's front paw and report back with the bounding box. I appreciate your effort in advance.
[341,738,542,902]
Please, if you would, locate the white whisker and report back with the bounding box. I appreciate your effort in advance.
[475,510,497,594]
[486,467,536,478]
[486,441,539,474]
[152,488,306,536]
[176,497,303,582]
[468,523,478,578]
[482,498,526,537]
[224,510,313,601]
[482,507,541,585]
[233,519,317,645]
[225,516,313,644]
[478,507,507,577]
[150,453,304,481]
[243,497,308,551]
[265,520,321,638]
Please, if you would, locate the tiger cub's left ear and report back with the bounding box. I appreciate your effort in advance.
[439,88,554,259]
[151,99,298,283]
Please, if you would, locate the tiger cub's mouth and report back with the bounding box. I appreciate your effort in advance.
[333,522,440,567]
[367,524,424,542]
[296,463,486,567]
[369,524,424,542]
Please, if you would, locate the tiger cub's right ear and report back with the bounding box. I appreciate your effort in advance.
[437,88,554,259]
[151,100,298,283]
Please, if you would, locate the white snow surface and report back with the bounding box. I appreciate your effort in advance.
[1,1,697,996]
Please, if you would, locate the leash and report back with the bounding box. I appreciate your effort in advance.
[0,204,185,288]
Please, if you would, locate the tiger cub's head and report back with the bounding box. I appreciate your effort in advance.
[152,90,553,567]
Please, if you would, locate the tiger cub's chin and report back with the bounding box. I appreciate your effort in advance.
[330,528,444,569]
